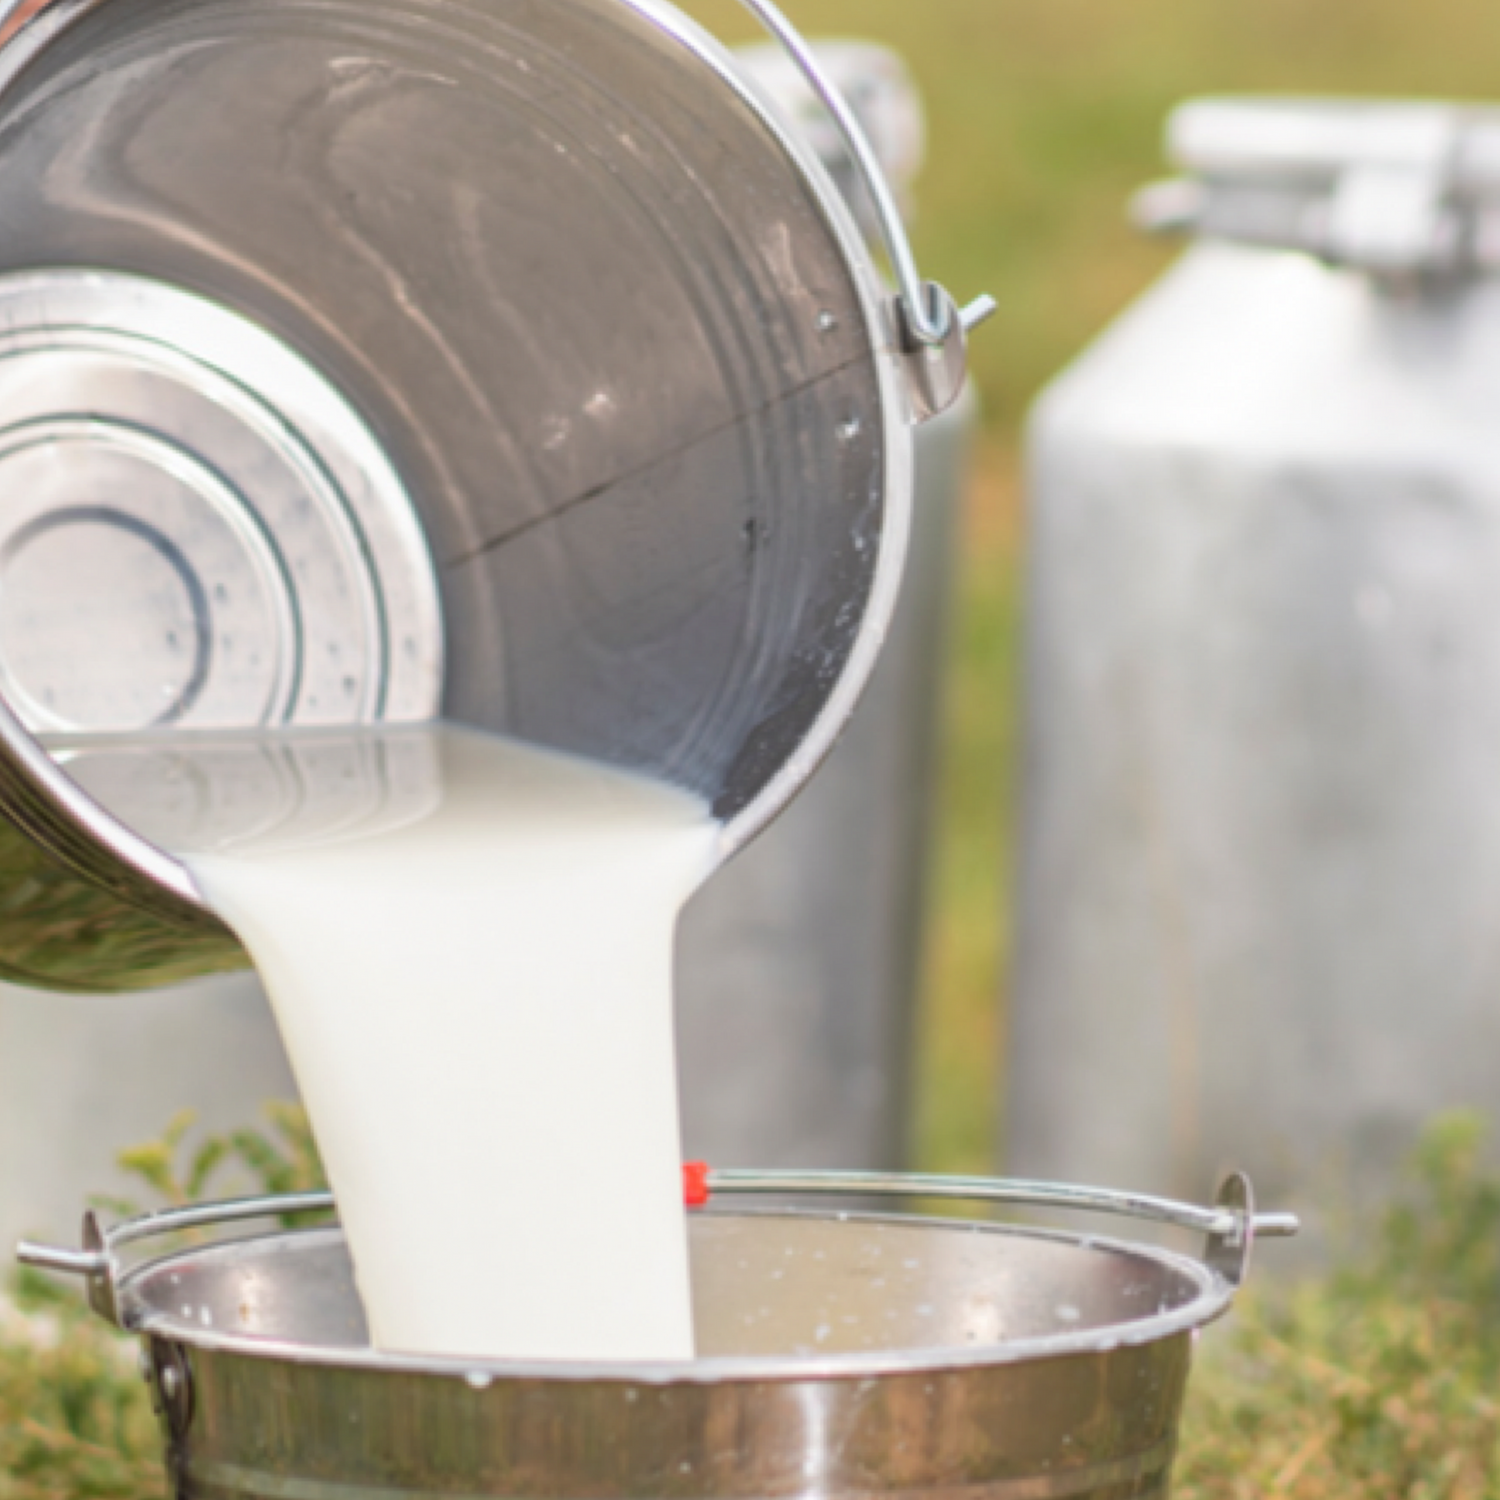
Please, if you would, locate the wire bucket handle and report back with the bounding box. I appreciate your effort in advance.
[19,1166,1298,1327]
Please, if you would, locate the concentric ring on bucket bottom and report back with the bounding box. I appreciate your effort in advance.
[0,269,443,733]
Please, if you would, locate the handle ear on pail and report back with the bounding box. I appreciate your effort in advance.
[729,0,994,420]
[1203,1171,1258,1288]
[18,1190,337,1328]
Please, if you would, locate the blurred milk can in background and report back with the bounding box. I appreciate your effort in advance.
[1011,97,1500,1237]
[680,37,968,1174]
[0,38,970,1251]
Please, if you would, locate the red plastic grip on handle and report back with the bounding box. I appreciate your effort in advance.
[683,1161,711,1208]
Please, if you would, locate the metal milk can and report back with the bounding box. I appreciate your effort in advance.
[1012,96,1500,1224]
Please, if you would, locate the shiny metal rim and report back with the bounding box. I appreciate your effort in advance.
[627,0,918,857]
[20,1168,1299,1381]
[116,1212,1229,1383]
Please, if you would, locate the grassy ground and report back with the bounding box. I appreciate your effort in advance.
[7,1,1500,1494]
[1174,1116,1500,1498]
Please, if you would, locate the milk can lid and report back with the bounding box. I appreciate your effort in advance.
[1169,97,1500,193]
[1138,96,1500,275]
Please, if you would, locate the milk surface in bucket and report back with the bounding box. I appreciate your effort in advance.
[61,725,717,1362]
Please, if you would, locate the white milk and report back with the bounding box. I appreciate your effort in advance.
[60,724,717,1363]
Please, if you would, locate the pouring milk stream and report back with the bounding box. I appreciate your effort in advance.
[61,725,716,1361]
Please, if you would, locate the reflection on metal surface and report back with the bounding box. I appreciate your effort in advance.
[0,270,443,734]
[53,729,443,857]
[177,1437,1180,1500]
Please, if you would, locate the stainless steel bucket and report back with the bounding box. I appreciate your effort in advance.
[0,0,991,993]
[21,1171,1297,1500]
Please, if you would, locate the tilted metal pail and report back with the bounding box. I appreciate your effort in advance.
[0,30,971,1258]
[21,1171,1297,1500]
[0,0,990,993]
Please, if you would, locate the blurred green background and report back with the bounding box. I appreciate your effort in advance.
[694,0,1500,1179]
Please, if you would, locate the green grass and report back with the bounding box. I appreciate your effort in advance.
[0,1273,159,1500]
[0,1109,326,1499]
[1175,1114,1500,1499]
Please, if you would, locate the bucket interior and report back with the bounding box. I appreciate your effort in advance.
[123,1210,1224,1368]
[0,0,901,824]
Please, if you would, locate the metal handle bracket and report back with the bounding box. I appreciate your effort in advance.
[729,0,991,419]
[18,1191,337,1328]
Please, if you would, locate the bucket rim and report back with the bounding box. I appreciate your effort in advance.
[119,1207,1235,1386]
